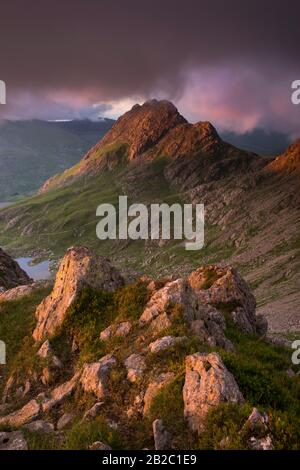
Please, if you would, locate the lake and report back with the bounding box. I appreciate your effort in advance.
[16,257,51,281]
[0,202,13,209]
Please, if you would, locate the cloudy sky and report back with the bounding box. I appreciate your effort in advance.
[0,0,299,136]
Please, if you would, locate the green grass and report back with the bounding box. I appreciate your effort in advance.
[63,418,121,450]
[0,286,52,395]
[220,321,300,414]
[54,282,149,365]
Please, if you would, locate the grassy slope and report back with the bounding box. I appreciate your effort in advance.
[0,158,299,332]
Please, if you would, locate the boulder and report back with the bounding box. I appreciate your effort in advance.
[183,353,244,434]
[242,407,269,434]
[80,354,117,399]
[189,305,234,352]
[57,412,75,430]
[37,340,62,373]
[0,399,40,427]
[124,353,147,383]
[148,336,186,353]
[248,435,274,450]
[100,321,132,342]
[33,246,124,341]
[0,431,28,450]
[188,266,259,334]
[24,419,54,434]
[139,279,198,328]
[82,402,104,421]
[42,371,80,412]
[37,339,53,358]
[0,283,37,303]
[143,372,175,415]
[153,419,172,450]
[89,441,112,450]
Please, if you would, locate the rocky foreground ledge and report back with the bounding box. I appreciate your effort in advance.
[0,246,298,450]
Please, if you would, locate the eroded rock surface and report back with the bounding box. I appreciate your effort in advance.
[33,246,123,340]
[80,354,117,399]
[0,399,40,427]
[124,353,147,383]
[183,352,244,433]
[0,431,28,450]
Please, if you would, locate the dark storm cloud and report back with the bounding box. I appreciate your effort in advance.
[0,0,299,133]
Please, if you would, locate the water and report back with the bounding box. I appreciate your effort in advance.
[0,202,13,209]
[15,257,51,281]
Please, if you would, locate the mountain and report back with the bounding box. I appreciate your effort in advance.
[220,128,291,156]
[0,100,299,334]
[266,139,300,175]
[40,99,261,192]
[0,118,114,200]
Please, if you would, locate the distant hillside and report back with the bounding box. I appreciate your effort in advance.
[0,119,114,200]
[220,128,291,156]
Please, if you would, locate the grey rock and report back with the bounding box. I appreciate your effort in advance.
[124,353,146,383]
[82,402,104,421]
[24,419,54,434]
[80,354,117,399]
[183,353,244,434]
[57,412,75,430]
[153,419,172,450]
[0,431,28,450]
[89,441,112,450]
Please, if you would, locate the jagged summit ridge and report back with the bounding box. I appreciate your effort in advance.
[39,99,240,193]
[97,99,187,161]
[267,138,300,175]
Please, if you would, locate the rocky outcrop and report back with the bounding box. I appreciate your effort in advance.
[89,441,112,450]
[100,321,132,342]
[188,265,259,334]
[0,248,31,291]
[33,246,123,340]
[82,402,104,422]
[266,139,300,176]
[56,412,75,430]
[183,353,244,434]
[139,278,198,329]
[139,275,236,351]
[0,399,40,427]
[24,420,54,434]
[124,353,147,383]
[0,283,38,303]
[148,335,186,353]
[42,372,80,412]
[80,354,117,399]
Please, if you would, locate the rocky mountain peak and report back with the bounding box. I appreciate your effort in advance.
[267,138,300,175]
[94,99,187,161]
[39,100,256,193]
